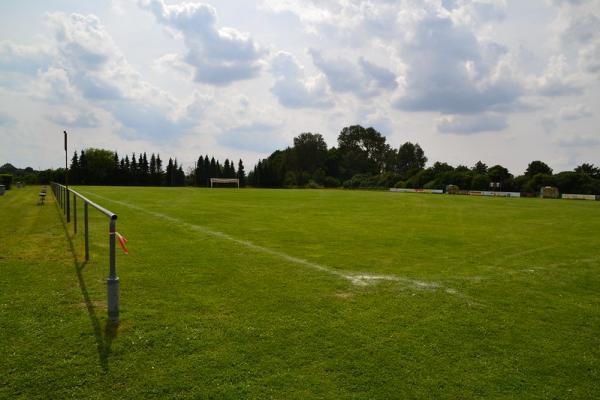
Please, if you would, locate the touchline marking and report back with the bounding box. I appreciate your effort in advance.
[83,191,457,292]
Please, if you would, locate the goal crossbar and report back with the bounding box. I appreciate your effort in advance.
[210,178,240,188]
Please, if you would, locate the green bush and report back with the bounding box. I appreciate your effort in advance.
[22,174,39,185]
[376,172,402,188]
[284,171,297,188]
[305,180,323,189]
[343,173,400,189]
[530,173,556,192]
[423,180,439,190]
[311,169,326,185]
[323,176,340,188]
[471,174,491,190]
[297,171,311,187]
[0,174,13,189]
[359,176,376,188]
[343,174,371,189]
[406,169,434,188]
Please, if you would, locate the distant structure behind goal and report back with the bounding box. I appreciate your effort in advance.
[210,178,240,188]
[540,186,559,199]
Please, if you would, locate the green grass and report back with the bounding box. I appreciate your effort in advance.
[1,186,599,399]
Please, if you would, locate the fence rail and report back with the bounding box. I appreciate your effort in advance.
[51,183,120,323]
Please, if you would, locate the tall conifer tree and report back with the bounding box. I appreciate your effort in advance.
[150,154,156,175]
[113,152,120,184]
[156,154,163,185]
[166,158,174,186]
[203,155,210,186]
[79,150,87,184]
[70,151,79,184]
[224,159,231,178]
[237,159,246,187]
[196,155,204,186]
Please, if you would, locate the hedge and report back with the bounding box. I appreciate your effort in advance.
[0,174,13,189]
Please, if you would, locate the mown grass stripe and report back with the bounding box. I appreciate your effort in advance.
[82,190,458,293]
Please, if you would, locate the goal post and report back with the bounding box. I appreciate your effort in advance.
[210,178,240,188]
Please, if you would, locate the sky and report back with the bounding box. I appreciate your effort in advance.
[0,0,599,174]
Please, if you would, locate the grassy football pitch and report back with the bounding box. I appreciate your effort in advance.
[1,186,599,398]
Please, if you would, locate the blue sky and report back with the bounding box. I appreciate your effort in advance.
[1,0,599,174]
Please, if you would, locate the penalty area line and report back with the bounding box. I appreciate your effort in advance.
[82,191,458,292]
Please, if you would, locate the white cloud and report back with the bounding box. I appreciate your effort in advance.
[182,91,215,119]
[45,12,141,101]
[356,105,394,135]
[270,51,333,109]
[561,14,600,45]
[178,91,291,154]
[0,41,51,76]
[450,0,507,26]
[35,12,186,139]
[47,109,101,128]
[217,122,288,153]
[29,67,79,104]
[262,0,408,47]
[0,112,16,127]
[110,0,127,15]
[558,134,600,147]
[141,0,264,86]
[535,55,584,96]
[262,0,522,116]
[540,115,558,133]
[308,49,364,93]
[0,41,52,90]
[152,53,194,79]
[552,0,587,5]
[109,99,189,139]
[309,49,398,97]
[393,13,521,114]
[568,13,600,76]
[579,41,600,74]
[559,104,592,120]
[260,0,339,29]
[271,51,303,79]
[554,3,600,77]
[358,57,398,91]
[437,113,508,134]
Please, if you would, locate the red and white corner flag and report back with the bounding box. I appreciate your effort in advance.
[116,232,129,255]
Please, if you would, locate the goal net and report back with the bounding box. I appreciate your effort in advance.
[210,178,240,188]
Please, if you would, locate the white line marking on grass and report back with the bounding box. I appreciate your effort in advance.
[83,191,459,293]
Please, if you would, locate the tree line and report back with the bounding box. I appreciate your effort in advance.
[193,155,246,187]
[68,149,247,187]
[1,150,247,187]
[68,149,186,186]
[247,125,600,194]
[2,124,599,194]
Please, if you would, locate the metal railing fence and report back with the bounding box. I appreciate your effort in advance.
[51,182,120,323]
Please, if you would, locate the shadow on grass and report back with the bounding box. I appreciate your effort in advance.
[54,197,118,372]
